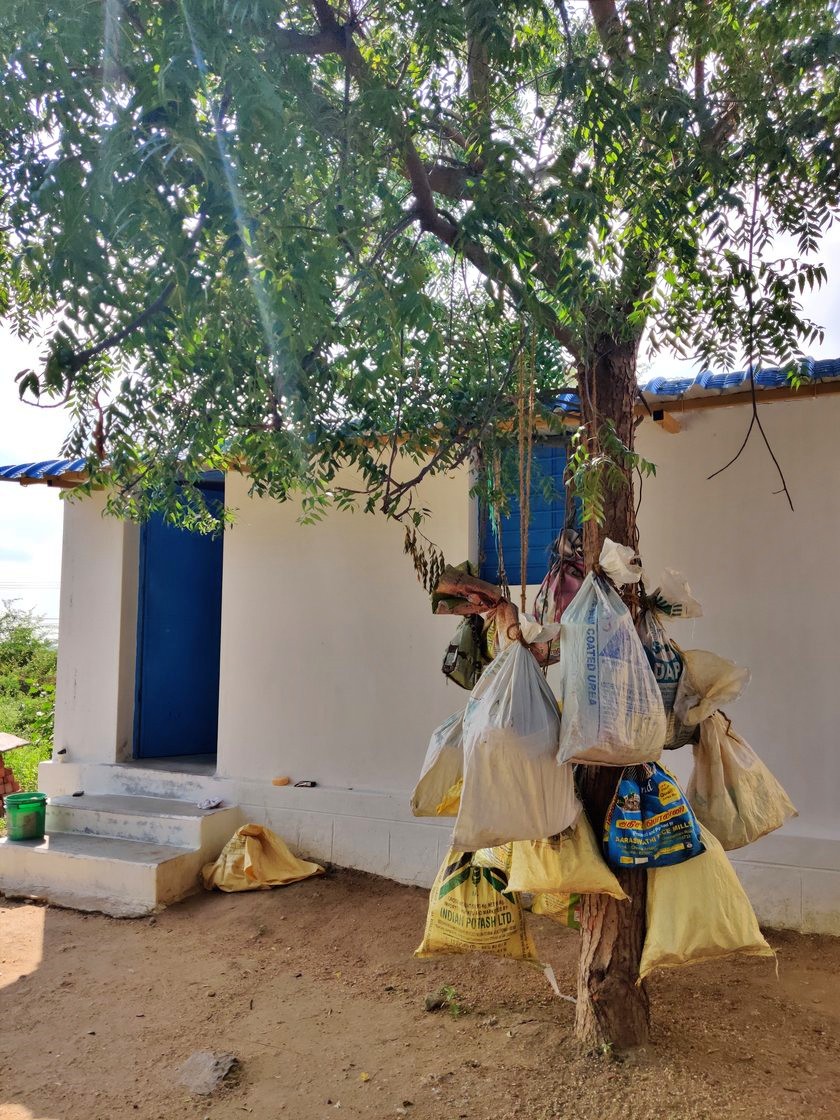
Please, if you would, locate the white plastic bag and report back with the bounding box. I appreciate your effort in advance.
[557,574,666,766]
[673,650,751,727]
[650,569,702,619]
[636,611,696,750]
[599,539,643,586]
[453,625,580,850]
[687,712,797,850]
[411,710,464,817]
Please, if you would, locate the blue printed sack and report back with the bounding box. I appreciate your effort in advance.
[604,764,704,869]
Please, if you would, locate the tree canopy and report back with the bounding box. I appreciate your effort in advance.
[1,0,838,529]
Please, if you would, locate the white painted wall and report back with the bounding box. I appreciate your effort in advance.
[53,492,138,764]
[215,469,473,791]
[636,395,840,930]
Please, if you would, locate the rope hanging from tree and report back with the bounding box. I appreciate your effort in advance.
[517,325,536,613]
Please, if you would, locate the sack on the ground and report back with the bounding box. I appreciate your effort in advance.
[687,712,797,850]
[415,849,539,963]
[530,891,582,929]
[604,763,704,869]
[507,813,627,899]
[454,620,579,850]
[673,649,751,727]
[639,823,773,980]
[411,710,464,817]
[637,610,696,750]
[201,824,324,892]
[557,572,666,766]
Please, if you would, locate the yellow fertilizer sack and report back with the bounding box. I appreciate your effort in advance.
[415,849,538,963]
[639,824,773,980]
[530,891,582,929]
[473,843,513,872]
[202,824,324,892]
[507,813,627,900]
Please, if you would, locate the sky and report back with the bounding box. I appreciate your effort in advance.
[2,226,840,626]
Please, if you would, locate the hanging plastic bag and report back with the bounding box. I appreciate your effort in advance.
[411,710,464,817]
[673,649,751,727]
[201,825,324,892]
[507,813,627,899]
[530,891,582,929]
[599,539,643,585]
[687,712,797,850]
[639,824,773,980]
[415,849,539,963]
[454,619,580,850]
[557,571,666,766]
[604,763,704,869]
[648,569,702,619]
[637,610,696,750]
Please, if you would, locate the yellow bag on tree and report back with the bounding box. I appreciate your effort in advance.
[473,842,513,872]
[415,849,538,963]
[201,824,324,892]
[507,812,628,899]
[639,824,773,980]
[530,891,582,929]
[687,712,797,850]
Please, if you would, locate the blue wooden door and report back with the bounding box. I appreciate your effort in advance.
[134,481,224,758]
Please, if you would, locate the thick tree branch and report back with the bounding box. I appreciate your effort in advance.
[69,282,175,373]
[271,1,577,353]
[588,0,627,61]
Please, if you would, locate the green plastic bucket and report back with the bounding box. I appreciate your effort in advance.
[4,792,47,841]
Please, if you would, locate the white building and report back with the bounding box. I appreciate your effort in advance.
[1,363,838,931]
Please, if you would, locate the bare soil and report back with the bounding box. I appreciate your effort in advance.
[1,869,838,1120]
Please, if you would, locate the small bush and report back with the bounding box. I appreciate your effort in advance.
[0,601,57,799]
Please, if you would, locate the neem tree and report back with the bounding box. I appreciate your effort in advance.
[2,1,839,1047]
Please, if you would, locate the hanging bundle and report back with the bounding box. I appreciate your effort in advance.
[411,709,464,817]
[453,618,580,850]
[603,763,705,869]
[636,601,697,751]
[556,540,666,766]
[687,711,797,850]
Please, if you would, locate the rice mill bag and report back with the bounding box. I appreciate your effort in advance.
[639,824,774,980]
[604,763,704,869]
[415,848,539,963]
[556,573,666,766]
[687,711,797,850]
[411,709,464,817]
[453,622,580,850]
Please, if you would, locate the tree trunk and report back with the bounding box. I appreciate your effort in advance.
[573,334,651,1051]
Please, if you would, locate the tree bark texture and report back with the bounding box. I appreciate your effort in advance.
[573,335,651,1050]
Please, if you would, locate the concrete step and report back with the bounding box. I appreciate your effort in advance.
[0,831,205,917]
[46,793,240,850]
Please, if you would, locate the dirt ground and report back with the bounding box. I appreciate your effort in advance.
[1,870,838,1120]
